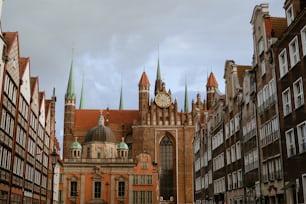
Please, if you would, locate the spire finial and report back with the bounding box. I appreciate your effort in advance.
[65,53,76,99]
[184,75,189,112]
[79,74,85,109]
[119,79,124,110]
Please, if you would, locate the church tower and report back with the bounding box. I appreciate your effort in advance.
[206,72,218,110]
[63,60,76,158]
[138,71,150,125]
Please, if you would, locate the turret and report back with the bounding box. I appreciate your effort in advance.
[138,71,150,125]
[63,59,76,158]
[206,72,218,110]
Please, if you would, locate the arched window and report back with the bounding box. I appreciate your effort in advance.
[159,135,174,200]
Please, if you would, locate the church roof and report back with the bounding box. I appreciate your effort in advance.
[138,71,150,86]
[206,72,218,88]
[84,114,116,143]
[75,109,138,129]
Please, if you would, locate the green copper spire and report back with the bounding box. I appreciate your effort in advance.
[119,83,124,110]
[184,77,189,112]
[65,59,76,99]
[156,57,161,80]
[79,76,85,109]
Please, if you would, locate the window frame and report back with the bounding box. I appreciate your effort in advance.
[286,4,294,26]
[301,25,306,56]
[289,36,300,68]
[293,77,304,109]
[278,48,288,78]
[297,121,306,153]
[282,87,292,116]
[285,128,296,157]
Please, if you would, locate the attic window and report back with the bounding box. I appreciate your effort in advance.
[286,4,294,26]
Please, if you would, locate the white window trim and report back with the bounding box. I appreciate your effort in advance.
[293,77,304,109]
[282,87,292,116]
[279,48,288,78]
[286,4,294,26]
[297,121,306,153]
[301,25,306,56]
[285,128,296,157]
[289,36,300,68]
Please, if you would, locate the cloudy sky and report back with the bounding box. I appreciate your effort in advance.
[2,0,284,151]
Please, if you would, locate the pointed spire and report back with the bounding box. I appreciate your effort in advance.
[155,56,163,95]
[79,76,85,109]
[65,58,76,99]
[138,71,150,86]
[206,72,218,88]
[184,77,189,112]
[156,57,161,80]
[119,81,124,110]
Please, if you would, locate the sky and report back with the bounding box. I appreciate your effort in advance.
[2,0,285,152]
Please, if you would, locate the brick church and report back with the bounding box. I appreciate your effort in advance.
[61,58,213,204]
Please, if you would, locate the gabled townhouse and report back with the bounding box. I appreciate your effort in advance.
[272,0,306,203]
[224,60,250,204]
[0,31,58,204]
[250,4,287,203]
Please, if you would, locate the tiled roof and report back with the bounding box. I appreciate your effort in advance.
[206,72,218,88]
[75,109,139,129]
[3,32,18,54]
[19,57,29,77]
[237,65,251,87]
[138,72,150,86]
[265,17,287,39]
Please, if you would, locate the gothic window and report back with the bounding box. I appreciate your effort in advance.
[159,135,174,201]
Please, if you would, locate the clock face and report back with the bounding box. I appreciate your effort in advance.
[155,93,171,108]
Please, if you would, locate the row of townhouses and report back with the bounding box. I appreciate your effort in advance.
[193,1,306,204]
[0,1,60,204]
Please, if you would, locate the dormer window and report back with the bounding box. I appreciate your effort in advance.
[286,4,294,26]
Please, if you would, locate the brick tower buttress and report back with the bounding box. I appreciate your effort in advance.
[63,60,76,159]
[138,71,150,125]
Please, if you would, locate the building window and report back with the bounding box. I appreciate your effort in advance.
[286,4,294,26]
[293,77,304,109]
[226,148,231,165]
[286,128,296,157]
[279,49,288,78]
[282,88,292,116]
[231,145,236,162]
[94,181,101,198]
[289,36,300,68]
[301,25,306,56]
[142,162,148,169]
[118,181,125,197]
[297,121,306,153]
[237,169,243,188]
[70,181,78,197]
[236,141,241,160]
[159,135,174,200]
[227,174,232,190]
[261,59,266,76]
